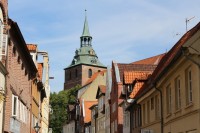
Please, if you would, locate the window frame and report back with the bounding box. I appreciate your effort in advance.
[12,94,18,117]
[185,67,193,104]
[166,84,172,114]
[88,69,92,78]
[175,76,181,110]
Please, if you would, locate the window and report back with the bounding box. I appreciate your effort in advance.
[68,71,71,80]
[142,104,146,125]
[0,22,8,60]
[75,69,78,78]
[151,97,154,110]
[88,69,92,78]
[19,100,28,123]
[135,110,137,127]
[166,84,172,114]
[132,111,135,128]
[186,67,193,104]
[175,76,181,110]
[127,84,133,92]
[12,94,18,117]
[138,107,141,126]
[147,100,150,123]
[155,95,160,119]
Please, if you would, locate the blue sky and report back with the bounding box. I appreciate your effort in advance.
[8,0,200,92]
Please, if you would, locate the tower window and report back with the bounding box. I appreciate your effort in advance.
[88,69,92,78]
[75,69,78,78]
[69,71,71,80]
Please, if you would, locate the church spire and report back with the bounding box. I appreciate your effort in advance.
[80,10,92,47]
[82,10,90,36]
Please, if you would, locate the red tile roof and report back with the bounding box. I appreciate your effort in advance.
[27,44,37,51]
[124,71,152,84]
[117,63,156,83]
[132,53,165,65]
[37,63,43,81]
[129,82,144,98]
[83,101,97,123]
[135,22,200,99]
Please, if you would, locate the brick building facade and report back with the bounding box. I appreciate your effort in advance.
[0,0,8,132]
[4,19,37,133]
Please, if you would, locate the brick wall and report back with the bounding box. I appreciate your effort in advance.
[81,65,106,85]
[4,33,32,133]
[64,65,106,90]
[110,62,123,133]
[64,65,82,90]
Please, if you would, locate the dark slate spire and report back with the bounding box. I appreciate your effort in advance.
[82,10,90,37]
[80,10,92,47]
[66,10,105,68]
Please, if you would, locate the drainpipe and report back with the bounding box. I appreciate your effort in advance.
[154,83,163,133]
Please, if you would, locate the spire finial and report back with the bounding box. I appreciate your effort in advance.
[85,9,87,19]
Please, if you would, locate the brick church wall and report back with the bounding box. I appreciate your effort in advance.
[64,65,106,90]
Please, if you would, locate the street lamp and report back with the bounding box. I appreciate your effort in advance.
[34,122,40,133]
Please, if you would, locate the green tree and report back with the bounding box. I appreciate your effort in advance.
[49,85,80,133]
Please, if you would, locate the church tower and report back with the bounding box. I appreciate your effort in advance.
[64,11,106,90]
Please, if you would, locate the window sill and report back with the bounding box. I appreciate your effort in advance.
[166,113,172,118]
[174,108,181,114]
[185,102,193,109]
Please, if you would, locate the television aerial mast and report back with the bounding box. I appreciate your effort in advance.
[185,16,195,32]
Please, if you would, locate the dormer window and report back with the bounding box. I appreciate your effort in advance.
[127,84,133,92]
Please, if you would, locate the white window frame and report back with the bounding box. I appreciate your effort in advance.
[175,76,181,109]
[0,22,8,60]
[166,84,172,114]
[186,68,193,104]
[12,94,18,117]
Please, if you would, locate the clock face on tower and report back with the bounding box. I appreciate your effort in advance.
[91,58,97,64]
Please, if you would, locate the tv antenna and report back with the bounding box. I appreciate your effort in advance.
[185,16,195,32]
